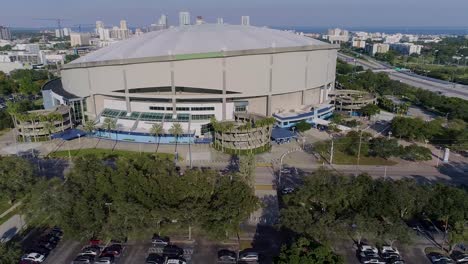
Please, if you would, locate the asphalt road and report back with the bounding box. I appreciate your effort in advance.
[337,52,468,100]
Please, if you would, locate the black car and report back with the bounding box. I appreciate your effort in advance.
[163,245,183,258]
[218,249,237,262]
[146,253,165,264]
[102,244,123,257]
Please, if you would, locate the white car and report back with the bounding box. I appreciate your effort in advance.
[165,259,186,264]
[22,253,46,263]
[360,245,378,254]
[239,251,259,261]
[381,245,399,255]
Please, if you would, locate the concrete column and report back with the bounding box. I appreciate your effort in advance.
[267,95,272,116]
[80,99,85,122]
[86,69,97,118]
[319,86,324,104]
[303,53,309,105]
[123,69,131,113]
[267,54,274,115]
[170,61,176,118]
[222,57,227,120]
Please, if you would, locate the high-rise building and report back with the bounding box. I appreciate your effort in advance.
[62,28,71,37]
[179,11,191,26]
[217,18,224,25]
[195,16,204,25]
[120,20,128,30]
[158,14,168,29]
[241,16,250,26]
[135,28,144,36]
[0,26,12,40]
[70,33,91,47]
[55,29,64,38]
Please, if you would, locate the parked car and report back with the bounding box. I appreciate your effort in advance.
[239,251,259,261]
[451,251,468,263]
[81,245,101,255]
[163,245,183,258]
[360,257,386,264]
[380,246,399,255]
[94,256,115,264]
[21,253,45,263]
[101,244,123,257]
[72,254,95,264]
[145,253,165,264]
[151,235,170,247]
[429,253,455,264]
[165,258,186,264]
[359,245,379,254]
[218,249,237,262]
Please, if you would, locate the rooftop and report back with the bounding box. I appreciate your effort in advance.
[68,24,333,66]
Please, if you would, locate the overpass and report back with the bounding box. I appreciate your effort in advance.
[338,52,468,100]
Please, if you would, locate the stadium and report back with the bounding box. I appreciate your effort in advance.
[43,24,339,143]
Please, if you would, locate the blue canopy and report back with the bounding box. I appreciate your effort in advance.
[51,129,87,141]
[271,127,296,140]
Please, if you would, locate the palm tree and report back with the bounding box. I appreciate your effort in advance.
[169,123,183,152]
[83,120,96,134]
[150,123,165,153]
[42,121,55,140]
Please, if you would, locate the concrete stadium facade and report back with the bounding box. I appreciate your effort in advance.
[49,24,339,137]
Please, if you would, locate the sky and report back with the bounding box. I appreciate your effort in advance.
[1,0,468,29]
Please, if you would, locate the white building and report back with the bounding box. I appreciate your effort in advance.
[49,24,339,138]
[366,43,390,55]
[158,14,168,29]
[70,33,91,47]
[241,16,250,26]
[401,34,418,43]
[324,28,349,44]
[55,29,64,38]
[0,26,12,40]
[44,54,66,65]
[217,18,224,24]
[120,20,128,30]
[98,28,111,41]
[62,28,71,37]
[135,28,144,36]
[384,34,402,44]
[195,16,205,25]
[179,11,191,26]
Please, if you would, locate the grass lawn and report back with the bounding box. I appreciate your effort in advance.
[0,198,12,215]
[319,150,397,166]
[48,148,176,160]
[0,207,20,225]
[333,151,397,165]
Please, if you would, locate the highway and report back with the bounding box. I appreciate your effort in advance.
[338,52,468,100]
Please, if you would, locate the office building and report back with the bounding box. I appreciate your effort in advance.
[179,11,191,26]
[45,24,338,140]
[390,43,422,55]
[384,34,402,44]
[324,28,349,44]
[0,26,12,40]
[62,28,71,37]
[217,18,224,25]
[158,14,168,29]
[70,33,91,47]
[351,38,366,49]
[55,29,64,38]
[241,16,250,26]
[120,20,128,30]
[366,43,390,55]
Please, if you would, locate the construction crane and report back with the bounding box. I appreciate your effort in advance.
[33,18,69,31]
[71,24,95,33]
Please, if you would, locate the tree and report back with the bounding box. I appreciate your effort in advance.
[380,221,411,247]
[169,123,183,151]
[103,117,117,144]
[296,120,312,132]
[277,237,344,264]
[0,242,22,263]
[369,137,400,159]
[446,221,468,254]
[150,123,164,153]
[238,153,256,187]
[83,120,96,133]
[42,121,56,140]
[0,156,35,203]
[349,214,379,246]
[400,144,432,161]
[359,104,380,120]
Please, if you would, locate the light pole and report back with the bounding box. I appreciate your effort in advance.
[388,131,392,139]
[329,135,334,165]
[356,130,363,167]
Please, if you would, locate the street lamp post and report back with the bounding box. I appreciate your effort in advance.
[329,135,334,165]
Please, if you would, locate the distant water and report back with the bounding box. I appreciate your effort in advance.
[271,26,468,35]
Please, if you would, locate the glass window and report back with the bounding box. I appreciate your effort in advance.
[149,106,165,111]
[235,105,247,112]
[176,107,190,111]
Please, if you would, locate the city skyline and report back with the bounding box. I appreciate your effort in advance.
[1,0,468,28]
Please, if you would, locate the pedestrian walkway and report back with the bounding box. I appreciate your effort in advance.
[0,201,22,219]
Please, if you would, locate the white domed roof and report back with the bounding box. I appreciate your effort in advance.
[71,24,329,65]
